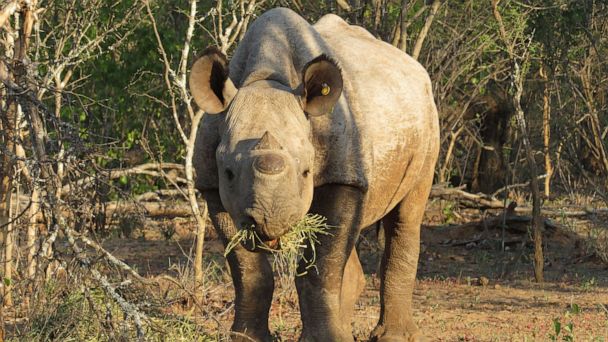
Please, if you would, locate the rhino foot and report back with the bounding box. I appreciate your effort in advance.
[369,325,427,342]
[230,330,273,342]
[298,326,354,342]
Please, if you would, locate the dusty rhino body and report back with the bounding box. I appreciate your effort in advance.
[190,8,439,342]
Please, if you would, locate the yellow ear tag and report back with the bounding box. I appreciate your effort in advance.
[321,83,330,96]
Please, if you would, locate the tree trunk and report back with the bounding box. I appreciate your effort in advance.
[518,80,545,283]
[2,190,14,307]
[372,0,383,33]
[1,15,18,307]
[412,0,441,60]
[540,63,552,197]
[27,187,39,278]
[492,0,543,282]
[439,125,464,184]
[396,0,409,51]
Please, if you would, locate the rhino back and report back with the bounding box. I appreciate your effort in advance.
[312,14,440,224]
[228,8,329,89]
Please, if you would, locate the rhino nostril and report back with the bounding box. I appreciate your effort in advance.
[253,154,286,175]
[240,215,256,230]
[225,167,234,181]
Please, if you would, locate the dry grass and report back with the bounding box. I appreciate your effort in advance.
[5,193,607,341]
[6,266,217,342]
[225,214,332,278]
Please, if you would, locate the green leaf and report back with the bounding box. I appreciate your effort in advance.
[119,175,128,186]
[3,277,11,286]
[553,318,561,336]
[569,303,580,314]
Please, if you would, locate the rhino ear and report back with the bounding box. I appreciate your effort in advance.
[189,47,237,114]
[301,54,343,116]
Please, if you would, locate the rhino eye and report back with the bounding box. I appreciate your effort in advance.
[225,168,235,181]
[302,169,310,178]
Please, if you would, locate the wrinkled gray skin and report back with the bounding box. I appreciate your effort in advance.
[190,8,439,342]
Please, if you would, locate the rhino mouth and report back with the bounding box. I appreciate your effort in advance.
[239,233,281,253]
[236,217,283,252]
[262,238,280,250]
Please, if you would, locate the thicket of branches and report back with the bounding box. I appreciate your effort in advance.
[0,0,606,339]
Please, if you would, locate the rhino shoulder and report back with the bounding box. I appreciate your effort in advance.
[314,14,376,41]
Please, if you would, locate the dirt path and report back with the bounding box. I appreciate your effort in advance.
[104,215,608,341]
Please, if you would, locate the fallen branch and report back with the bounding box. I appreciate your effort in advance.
[135,188,192,202]
[505,206,608,217]
[431,184,608,217]
[105,200,201,218]
[443,214,559,234]
[62,163,186,194]
[431,183,505,208]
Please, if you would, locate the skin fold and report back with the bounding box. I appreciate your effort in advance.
[189,8,439,342]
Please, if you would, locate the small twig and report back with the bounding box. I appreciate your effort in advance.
[75,233,155,286]
[492,174,548,197]
[144,0,188,144]
[0,0,20,29]
[64,226,147,341]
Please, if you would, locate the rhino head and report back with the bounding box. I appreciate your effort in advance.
[189,47,342,247]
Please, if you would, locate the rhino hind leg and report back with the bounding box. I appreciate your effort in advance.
[296,184,364,342]
[204,191,274,342]
[370,174,434,342]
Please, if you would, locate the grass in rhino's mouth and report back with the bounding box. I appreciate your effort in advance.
[224,214,333,276]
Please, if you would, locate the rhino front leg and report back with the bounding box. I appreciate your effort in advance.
[370,176,433,342]
[296,185,363,342]
[204,191,274,342]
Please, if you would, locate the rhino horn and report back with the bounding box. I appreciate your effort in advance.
[253,131,282,150]
[253,131,283,150]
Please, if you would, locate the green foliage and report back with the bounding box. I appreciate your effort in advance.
[442,201,457,224]
[550,316,577,341]
[26,0,608,202]
[580,277,597,292]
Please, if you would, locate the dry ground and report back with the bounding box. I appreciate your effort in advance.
[101,203,608,341]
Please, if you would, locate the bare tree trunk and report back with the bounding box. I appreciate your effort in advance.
[540,63,552,197]
[412,0,441,60]
[0,151,13,307]
[1,14,18,307]
[513,63,544,283]
[336,0,352,11]
[372,0,383,33]
[396,0,409,51]
[146,0,214,308]
[439,125,464,183]
[187,112,207,306]
[2,189,14,307]
[16,0,39,286]
[580,62,608,175]
[27,187,39,278]
[492,0,543,282]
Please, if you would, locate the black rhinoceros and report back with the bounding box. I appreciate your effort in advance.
[189,8,439,342]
